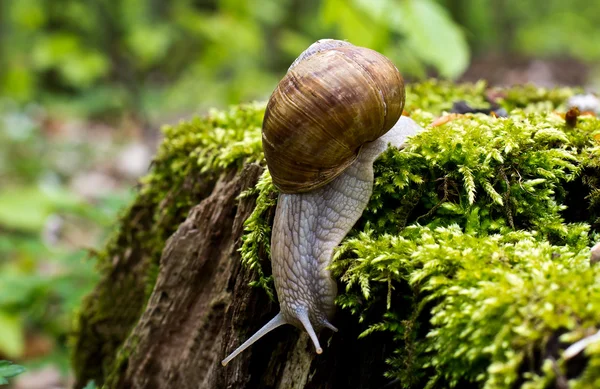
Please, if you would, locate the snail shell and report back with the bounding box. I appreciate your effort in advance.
[262,40,406,193]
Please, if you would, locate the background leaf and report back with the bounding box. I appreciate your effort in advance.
[0,314,25,358]
[398,0,470,79]
[0,187,82,232]
[0,360,26,385]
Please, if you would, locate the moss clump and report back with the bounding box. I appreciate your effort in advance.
[239,169,277,300]
[240,89,600,387]
[141,102,266,203]
[405,80,490,114]
[405,80,578,116]
[333,225,598,388]
[74,81,600,387]
[499,84,579,113]
[364,110,599,238]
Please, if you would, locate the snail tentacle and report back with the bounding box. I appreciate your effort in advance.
[296,308,323,354]
[221,312,287,366]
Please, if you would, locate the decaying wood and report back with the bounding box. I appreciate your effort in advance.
[102,163,392,389]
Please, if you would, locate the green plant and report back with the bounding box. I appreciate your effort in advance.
[0,360,25,385]
[0,0,469,119]
[0,104,131,370]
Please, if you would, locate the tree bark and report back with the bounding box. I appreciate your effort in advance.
[94,163,391,389]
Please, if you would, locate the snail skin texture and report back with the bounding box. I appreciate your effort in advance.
[222,40,425,366]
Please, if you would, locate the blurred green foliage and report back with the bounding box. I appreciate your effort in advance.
[3,0,600,120]
[0,103,132,370]
[0,0,471,118]
[442,0,600,60]
[0,360,25,384]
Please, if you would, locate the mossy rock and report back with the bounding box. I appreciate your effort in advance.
[72,80,600,388]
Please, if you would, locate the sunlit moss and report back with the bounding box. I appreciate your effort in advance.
[366,111,597,237]
[241,88,600,387]
[405,80,489,114]
[404,80,580,116]
[73,81,600,387]
[332,225,599,388]
[500,84,579,112]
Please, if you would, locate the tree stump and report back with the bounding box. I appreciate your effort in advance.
[72,86,600,389]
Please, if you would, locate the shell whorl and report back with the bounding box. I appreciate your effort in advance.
[262,39,405,194]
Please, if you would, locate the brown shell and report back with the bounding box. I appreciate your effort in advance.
[262,40,405,193]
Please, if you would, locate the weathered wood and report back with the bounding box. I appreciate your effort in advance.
[101,163,392,389]
[71,166,220,388]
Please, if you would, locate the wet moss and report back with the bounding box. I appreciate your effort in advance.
[405,80,489,114]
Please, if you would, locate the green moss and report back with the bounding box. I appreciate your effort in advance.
[330,109,599,387]
[241,85,600,387]
[239,169,277,299]
[332,225,598,388]
[364,110,600,239]
[74,81,600,387]
[405,80,489,114]
[141,102,265,202]
[499,84,579,113]
[404,80,580,116]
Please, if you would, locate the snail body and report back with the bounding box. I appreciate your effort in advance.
[222,40,424,366]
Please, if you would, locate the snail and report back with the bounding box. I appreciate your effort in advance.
[222,39,424,366]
